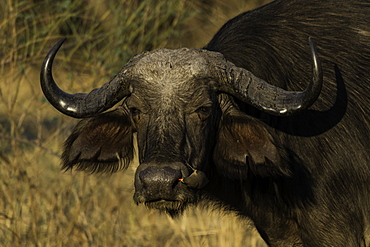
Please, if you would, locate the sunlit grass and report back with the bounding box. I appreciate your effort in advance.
[0,0,271,246]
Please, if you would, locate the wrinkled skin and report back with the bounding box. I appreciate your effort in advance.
[127,52,221,214]
[125,50,286,216]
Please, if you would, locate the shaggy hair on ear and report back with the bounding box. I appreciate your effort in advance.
[62,107,134,173]
[213,108,291,179]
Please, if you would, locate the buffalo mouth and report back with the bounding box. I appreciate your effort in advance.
[134,188,197,217]
[135,198,193,217]
[144,199,190,216]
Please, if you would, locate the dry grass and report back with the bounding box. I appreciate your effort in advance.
[0,0,271,246]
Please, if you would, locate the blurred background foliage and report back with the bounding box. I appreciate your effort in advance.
[0,0,271,246]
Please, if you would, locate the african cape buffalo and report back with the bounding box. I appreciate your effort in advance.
[40,0,370,246]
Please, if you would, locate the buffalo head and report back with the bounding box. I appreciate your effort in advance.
[40,38,322,216]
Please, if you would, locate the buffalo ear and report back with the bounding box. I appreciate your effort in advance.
[62,107,134,173]
[213,110,290,179]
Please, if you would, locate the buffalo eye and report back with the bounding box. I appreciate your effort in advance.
[129,107,141,122]
[195,106,212,120]
[129,107,141,116]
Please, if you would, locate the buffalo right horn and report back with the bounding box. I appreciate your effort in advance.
[203,37,323,116]
[40,38,135,118]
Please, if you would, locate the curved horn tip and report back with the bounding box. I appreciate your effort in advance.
[40,37,79,118]
[46,38,66,61]
[55,37,67,48]
[308,36,323,93]
[41,37,66,75]
[308,37,321,74]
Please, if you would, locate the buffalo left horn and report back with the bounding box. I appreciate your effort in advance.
[40,38,135,118]
[203,37,323,116]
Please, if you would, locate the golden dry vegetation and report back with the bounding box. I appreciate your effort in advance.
[0,0,271,246]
